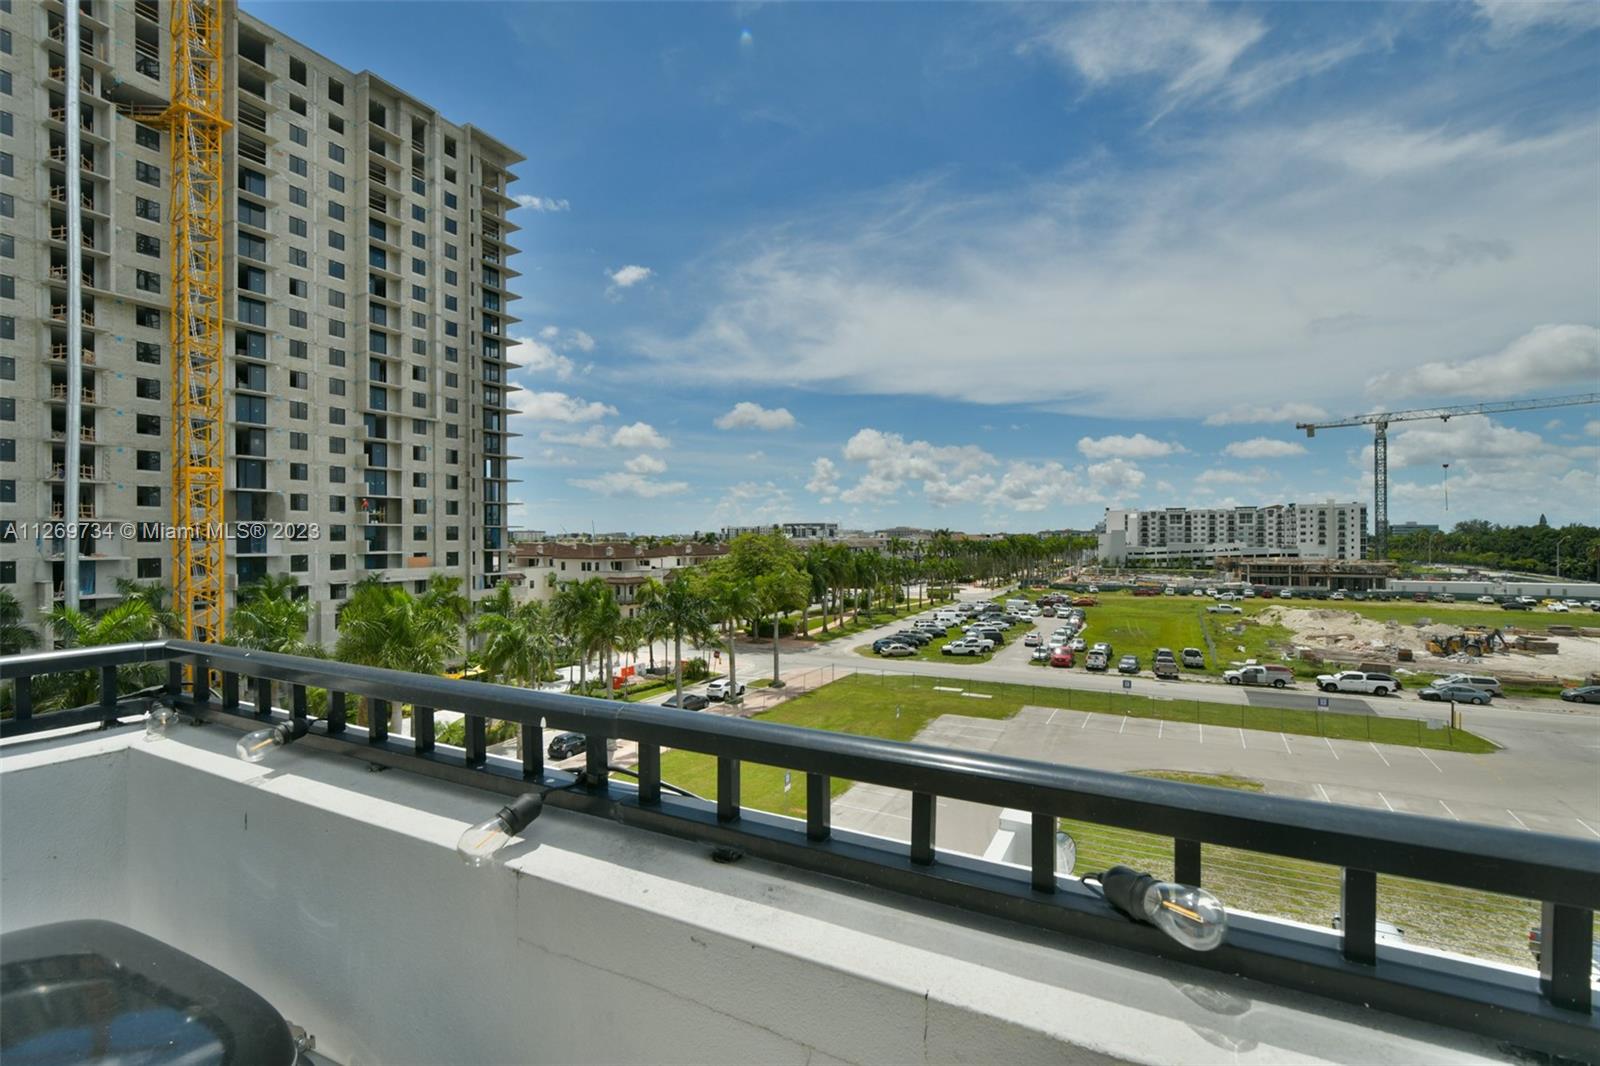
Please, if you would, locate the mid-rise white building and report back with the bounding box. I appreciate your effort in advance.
[1099,501,1367,566]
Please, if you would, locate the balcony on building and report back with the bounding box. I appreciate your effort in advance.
[1,644,1595,1066]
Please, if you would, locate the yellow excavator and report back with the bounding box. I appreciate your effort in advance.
[1426,628,1508,657]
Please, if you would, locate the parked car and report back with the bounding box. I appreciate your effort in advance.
[1501,599,1529,610]
[1050,648,1075,668]
[1181,647,1206,668]
[1072,597,1098,607]
[1316,671,1401,696]
[1153,658,1179,680]
[1023,632,1042,647]
[1560,685,1600,704]
[1087,586,1099,594]
[1419,682,1491,704]
[1476,595,1496,604]
[1031,646,1052,662]
[878,642,916,658]
[1040,606,1056,617]
[1548,602,1570,613]
[547,732,587,760]
[1068,637,1087,652]
[1084,652,1108,671]
[1206,604,1243,614]
[1163,587,1176,596]
[893,630,932,645]
[1435,673,1503,697]
[1329,590,1346,601]
[1224,664,1293,688]
[1279,589,1294,598]
[1117,655,1140,674]
[706,678,747,701]
[1517,596,1539,605]
[942,637,989,656]
[1154,647,1176,663]
[662,693,710,711]
[1192,589,1206,597]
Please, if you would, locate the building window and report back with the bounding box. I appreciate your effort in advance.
[136,197,162,222]
[136,413,161,435]
[136,307,161,329]
[290,124,307,146]
[135,233,162,257]
[289,401,308,419]
[135,378,160,401]
[136,161,161,186]
[135,270,161,293]
[289,155,308,177]
[290,494,308,511]
[238,297,266,325]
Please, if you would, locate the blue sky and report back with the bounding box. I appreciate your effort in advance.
[245,1,1600,534]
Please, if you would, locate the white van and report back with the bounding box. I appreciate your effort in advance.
[1005,599,1029,612]
[933,609,960,625]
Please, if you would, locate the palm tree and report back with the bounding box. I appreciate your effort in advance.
[637,573,714,708]
[0,589,38,655]
[40,598,166,709]
[586,585,625,700]
[472,582,556,689]
[114,579,182,636]
[706,567,758,703]
[334,579,461,730]
[756,564,809,687]
[229,575,319,656]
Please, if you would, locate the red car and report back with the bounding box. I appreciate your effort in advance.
[1132,587,1160,597]
[1050,648,1075,668]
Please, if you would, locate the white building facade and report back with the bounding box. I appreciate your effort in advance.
[1099,500,1367,566]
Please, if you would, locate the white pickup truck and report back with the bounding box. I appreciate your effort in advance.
[1223,664,1293,688]
[1316,670,1402,696]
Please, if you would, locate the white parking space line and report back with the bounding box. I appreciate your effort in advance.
[1418,749,1443,774]
[1157,720,1164,740]
[1316,783,1331,803]
[1505,809,1529,830]
[1439,800,1459,821]
[1576,818,1600,839]
[1198,724,1204,744]
[1238,728,1246,749]
[836,801,909,821]
[1323,736,1340,761]
[1369,742,1391,767]
[1280,733,1292,754]
[1118,716,1128,735]
[1378,792,1395,812]
[1046,709,1058,726]
[1081,713,1092,730]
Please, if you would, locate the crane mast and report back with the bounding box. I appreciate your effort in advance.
[1297,393,1599,560]
[165,0,229,642]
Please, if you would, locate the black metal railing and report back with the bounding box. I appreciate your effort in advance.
[3,640,1596,1058]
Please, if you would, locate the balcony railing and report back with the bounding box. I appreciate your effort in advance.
[1,641,1595,1060]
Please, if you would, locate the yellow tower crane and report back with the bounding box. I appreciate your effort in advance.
[163,0,229,643]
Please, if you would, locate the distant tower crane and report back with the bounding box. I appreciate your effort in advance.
[1296,393,1599,560]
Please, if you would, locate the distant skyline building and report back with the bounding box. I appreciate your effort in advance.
[1099,501,1367,566]
[721,522,839,540]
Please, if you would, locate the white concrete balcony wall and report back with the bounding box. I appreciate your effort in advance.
[2,728,1511,1065]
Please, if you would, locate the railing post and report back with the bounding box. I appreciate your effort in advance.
[1175,839,1202,886]
[1540,902,1595,1013]
[11,674,33,724]
[292,684,308,723]
[1340,868,1378,964]
[910,792,937,865]
[583,729,608,788]
[463,713,484,766]
[806,773,831,841]
[1031,811,1056,892]
[253,677,272,718]
[190,658,209,707]
[716,757,740,822]
[166,660,183,699]
[413,705,434,753]
[369,699,389,743]
[520,721,544,781]
[222,671,239,710]
[326,691,346,734]
[636,741,660,804]
[98,664,117,713]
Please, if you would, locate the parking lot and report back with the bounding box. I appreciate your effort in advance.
[827,703,1600,857]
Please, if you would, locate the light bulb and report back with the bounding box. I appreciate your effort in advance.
[1054,831,1076,877]
[144,704,179,741]
[1141,879,1227,951]
[456,814,515,867]
[1099,865,1228,951]
[456,792,545,868]
[236,725,286,763]
[234,718,311,764]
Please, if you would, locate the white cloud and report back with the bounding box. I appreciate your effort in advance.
[714,401,798,431]
[513,194,570,212]
[638,107,1597,420]
[1025,5,1266,118]
[608,265,654,290]
[1204,402,1328,426]
[806,457,840,500]
[1195,467,1255,484]
[539,426,610,449]
[509,336,575,381]
[569,329,596,352]
[1586,420,1600,438]
[1474,0,1600,42]
[1366,323,1599,400]
[611,422,670,450]
[511,390,617,424]
[568,472,688,498]
[1223,437,1307,459]
[1086,458,1146,494]
[1077,433,1183,459]
[713,480,795,525]
[624,454,668,475]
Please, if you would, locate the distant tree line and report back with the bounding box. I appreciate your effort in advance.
[1387,519,1599,578]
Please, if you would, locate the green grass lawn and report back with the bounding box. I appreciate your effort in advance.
[1061,772,1582,966]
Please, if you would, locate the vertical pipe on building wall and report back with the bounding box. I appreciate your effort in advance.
[63,0,86,612]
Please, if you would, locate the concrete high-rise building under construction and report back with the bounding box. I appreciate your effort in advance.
[0,0,523,642]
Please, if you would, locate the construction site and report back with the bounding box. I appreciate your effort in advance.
[1257,606,1600,686]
